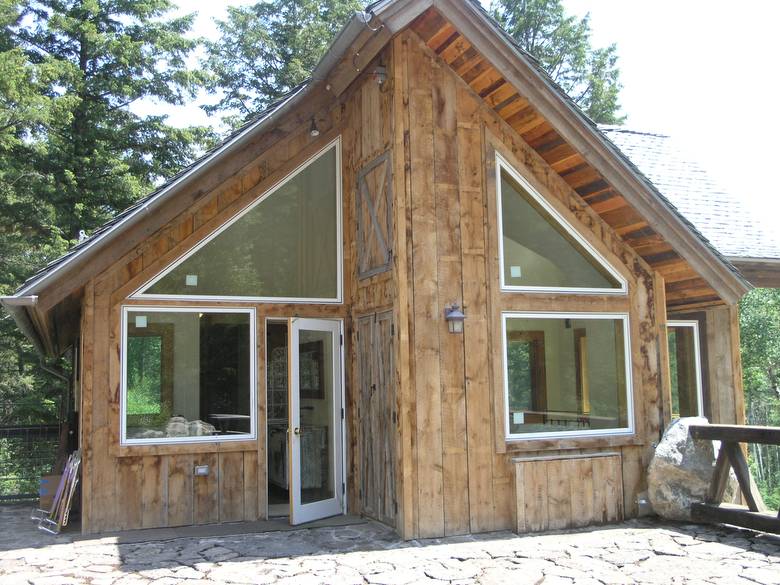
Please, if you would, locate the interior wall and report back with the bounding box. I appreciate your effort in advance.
[392,30,666,539]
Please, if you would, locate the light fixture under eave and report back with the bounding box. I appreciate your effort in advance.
[444,304,466,334]
[309,117,320,137]
[373,65,387,85]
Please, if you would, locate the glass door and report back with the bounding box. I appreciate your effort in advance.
[289,318,344,524]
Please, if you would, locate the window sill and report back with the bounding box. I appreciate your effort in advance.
[111,439,258,458]
[503,432,643,454]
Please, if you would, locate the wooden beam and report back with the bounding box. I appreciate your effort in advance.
[689,424,780,445]
[723,442,761,512]
[707,447,731,504]
[692,503,780,534]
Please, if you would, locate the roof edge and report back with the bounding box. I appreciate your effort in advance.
[439,0,750,304]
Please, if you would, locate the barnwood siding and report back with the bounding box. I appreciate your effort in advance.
[78,52,395,533]
[392,30,664,538]
[77,25,746,539]
[408,6,742,310]
[514,453,624,532]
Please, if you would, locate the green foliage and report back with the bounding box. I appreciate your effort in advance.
[0,0,211,429]
[202,0,362,127]
[740,288,780,509]
[12,0,215,238]
[126,336,163,416]
[490,0,624,124]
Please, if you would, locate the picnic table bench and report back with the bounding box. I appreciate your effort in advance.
[689,424,780,534]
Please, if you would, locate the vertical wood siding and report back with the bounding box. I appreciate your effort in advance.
[392,30,666,538]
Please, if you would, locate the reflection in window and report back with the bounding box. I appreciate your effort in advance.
[504,314,631,438]
[123,308,254,443]
[498,163,623,291]
[668,321,703,418]
[140,143,340,300]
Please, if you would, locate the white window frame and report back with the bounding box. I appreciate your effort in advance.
[495,152,628,295]
[667,319,704,418]
[131,137,343,304]
[120,305,257,446]
[501,311,635,441]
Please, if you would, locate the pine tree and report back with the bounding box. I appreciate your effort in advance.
[202,0,362,127]
[12,0,213,239]
[491,0,624,124]
[0,0,211,423]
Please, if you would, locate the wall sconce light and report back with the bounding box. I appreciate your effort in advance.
[373,65,388,85]
[309,117,320,137]
[444,304,466,334]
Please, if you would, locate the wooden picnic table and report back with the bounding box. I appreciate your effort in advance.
[689,424,780,534]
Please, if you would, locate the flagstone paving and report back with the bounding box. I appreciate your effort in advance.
[1,505,778,584]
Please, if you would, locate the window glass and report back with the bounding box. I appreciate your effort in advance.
[499,168,622,291]
[668,322,702,418]
[123,309,254,442]
[142,144,339,300]
[504,315,631,437]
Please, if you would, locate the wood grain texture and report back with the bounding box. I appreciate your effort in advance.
[514,453,623,532]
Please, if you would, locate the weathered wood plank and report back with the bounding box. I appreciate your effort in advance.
[193,453,219,525]
[432,58,470,537]
[692,503,780,534]
[141,456,166,529]
[167,455,194,527]
[707,446,731,504]
[219,451,245,523]
[457,82,495,533]
[408,33,445,539]
[689,425,780,445]
[392,32,416,540]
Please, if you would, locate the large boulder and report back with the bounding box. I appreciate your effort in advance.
[647,417,736,520]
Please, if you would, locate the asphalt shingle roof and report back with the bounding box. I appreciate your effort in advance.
[600,126,780,260]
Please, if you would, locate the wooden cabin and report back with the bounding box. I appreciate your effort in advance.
[3,0,776,538]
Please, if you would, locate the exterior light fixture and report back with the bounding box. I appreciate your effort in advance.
[309,117,320,137]
[373,65,388,85]
[444,304,466,334]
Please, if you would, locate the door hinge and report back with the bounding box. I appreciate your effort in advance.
[393,500,398,515]
[391,323,395,336]
[342,482,346,495]
[341,407,345,420]
[340,333,343,346]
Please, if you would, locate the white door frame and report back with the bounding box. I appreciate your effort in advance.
[289,317,345,524]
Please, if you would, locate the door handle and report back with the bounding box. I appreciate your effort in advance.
[293,427,301,435]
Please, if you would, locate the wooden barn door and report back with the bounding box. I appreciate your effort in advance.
[356,310,396,525]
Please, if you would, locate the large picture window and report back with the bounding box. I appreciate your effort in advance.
[496,154,626,294]
[502,313,633,440]
[135,139,341,302]
[121,307,256,444]
[667,320,704,418]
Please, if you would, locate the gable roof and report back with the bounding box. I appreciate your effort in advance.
[2,0,756,356]
[601,126,780,261]
[10,82,311,298]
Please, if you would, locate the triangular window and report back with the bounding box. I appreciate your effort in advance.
[497,154,626,293]
[136,140,341,301]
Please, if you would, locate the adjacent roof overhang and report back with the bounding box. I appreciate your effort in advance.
[1,0,755,357]
[729,257,780,288]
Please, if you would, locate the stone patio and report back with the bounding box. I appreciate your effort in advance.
[1,505,779,584]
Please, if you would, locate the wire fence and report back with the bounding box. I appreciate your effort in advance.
[0,424,60,502]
